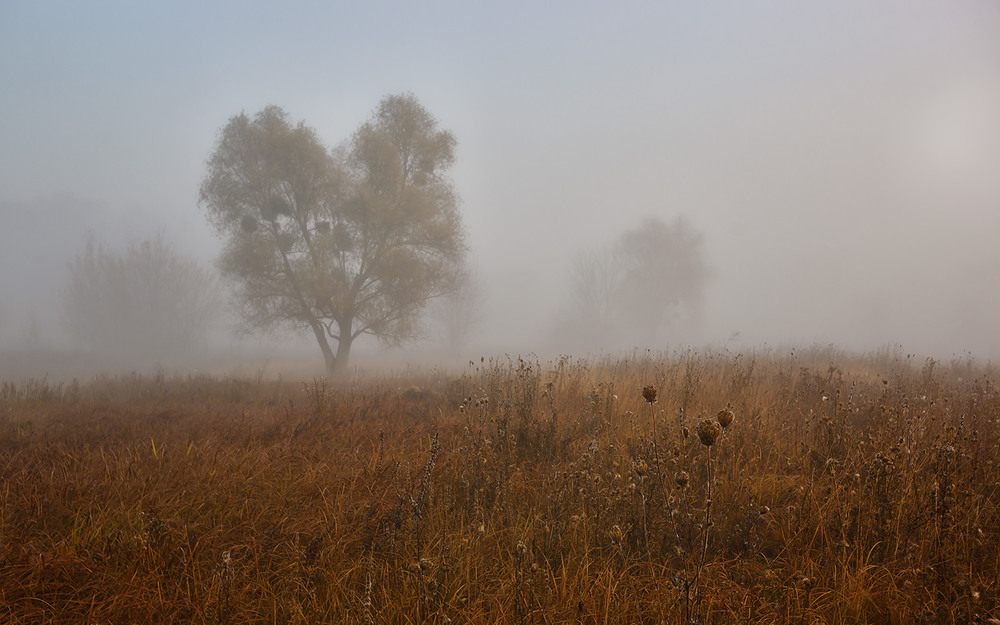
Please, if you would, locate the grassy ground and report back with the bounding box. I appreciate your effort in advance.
[1,349,998,623]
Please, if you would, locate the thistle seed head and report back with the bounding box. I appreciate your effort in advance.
[697,420,721,447]
[717,407,735,429]
[674,470,690,489]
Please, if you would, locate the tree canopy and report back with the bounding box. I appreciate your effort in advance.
[200,95,465,375]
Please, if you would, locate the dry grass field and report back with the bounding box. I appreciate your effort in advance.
[1,349,998,623]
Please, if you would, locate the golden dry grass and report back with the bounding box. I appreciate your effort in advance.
[1,349,998,623]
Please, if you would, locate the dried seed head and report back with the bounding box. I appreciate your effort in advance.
[697,420,720,447]
[634,459,648,476]
[717,407,735,429]
[674,471,690,489]
[642,385,658,404]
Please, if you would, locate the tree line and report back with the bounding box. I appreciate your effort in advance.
[55,94,710,373]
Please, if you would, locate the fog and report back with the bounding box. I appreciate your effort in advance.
[2,2,1000,378]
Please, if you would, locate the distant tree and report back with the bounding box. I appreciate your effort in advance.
[200,95,465,375]
[614,217,710,343]
[431,261,487,358]
[557,217,710,350]
[62,235,219,362]
[560,248,622,349]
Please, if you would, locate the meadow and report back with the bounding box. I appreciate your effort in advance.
[1,348,997,623]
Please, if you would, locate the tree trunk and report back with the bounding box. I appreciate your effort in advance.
[331,316,353,377]
[333,335,353,377]
[308,320,337,377]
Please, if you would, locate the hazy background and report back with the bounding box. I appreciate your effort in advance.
[2,1,1000,376]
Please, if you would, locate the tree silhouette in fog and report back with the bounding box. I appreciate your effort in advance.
[200,95,465,376]
[558,217,710,350]
[430,260,487,358]
[62,235,218,363]
[615,217,710,342]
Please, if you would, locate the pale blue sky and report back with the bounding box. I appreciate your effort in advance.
[3,1,1000,358]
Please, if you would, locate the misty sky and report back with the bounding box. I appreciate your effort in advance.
[2,1,1000,361]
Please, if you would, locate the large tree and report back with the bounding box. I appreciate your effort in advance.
[200,95,465,375]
